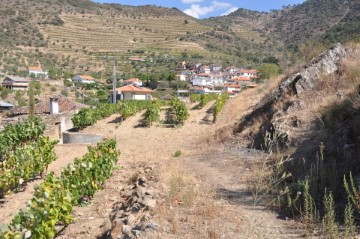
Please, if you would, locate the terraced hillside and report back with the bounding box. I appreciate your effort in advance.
[41,13,211,67]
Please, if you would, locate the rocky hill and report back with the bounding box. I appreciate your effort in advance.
[220,42,360,217]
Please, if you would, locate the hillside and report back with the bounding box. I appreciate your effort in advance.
[207,0,360,53]
[268,0,360,49]
[0,0,360,79]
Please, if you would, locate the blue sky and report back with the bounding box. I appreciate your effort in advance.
[93,0,306,18]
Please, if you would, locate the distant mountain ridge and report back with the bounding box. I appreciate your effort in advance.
[0,0,359,76]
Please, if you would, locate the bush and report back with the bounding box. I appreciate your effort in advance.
[174,150,182,157]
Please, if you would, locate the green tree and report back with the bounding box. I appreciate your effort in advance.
[258,63,281,79]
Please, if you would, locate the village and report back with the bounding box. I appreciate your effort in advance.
[0,63,259,109]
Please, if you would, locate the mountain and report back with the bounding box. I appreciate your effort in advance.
[268,0,360,49]
[0,0,359,78]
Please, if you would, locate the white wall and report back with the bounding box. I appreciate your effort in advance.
[134,93,146,100]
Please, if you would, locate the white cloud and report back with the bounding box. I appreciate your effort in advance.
[183,1,234,19]
[181,0,203,3]
[212,1,231,8]
[221,6,238,16]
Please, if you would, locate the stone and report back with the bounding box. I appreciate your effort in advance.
[131,203,142,212]
[122,225,132,235]
[110,221,123,239]
[145,222,159,230]
[138,177,146,185]
[127,214,136,226]
[98,218,112,237]
[135,187,145,198]
[139,197,156,208]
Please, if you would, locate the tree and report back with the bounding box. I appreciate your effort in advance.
[258,63,281,79]
[28,81,35,118]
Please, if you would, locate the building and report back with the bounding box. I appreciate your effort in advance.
[2,76,29,90]
[123,78,143,87]
[0,101,14,112]
[72,75,96,84]
[237,69,258,78]
[10,95,88,142]
[176,74,187,81]
[28,66,48,79]
[115,85,154,101]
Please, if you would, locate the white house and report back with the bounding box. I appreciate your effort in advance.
[176,74,187,81]
[116,85,154,101]
[28,66,48,79]
[225,66,238,74]
[211,65,222,72]
[199,65,211,74]
[72,75,96,84]
[223,84,242,93]
[237,69,258,78]
[123,78,143,86]
[192,76,208,86]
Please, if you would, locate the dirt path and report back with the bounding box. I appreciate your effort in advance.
[0,144,89,224]
[56,99,306,238]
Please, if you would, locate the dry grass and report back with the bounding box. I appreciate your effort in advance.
[153,159,240,238]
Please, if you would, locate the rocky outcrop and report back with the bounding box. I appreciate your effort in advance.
[98,164,162,239]
[234,43,347,148]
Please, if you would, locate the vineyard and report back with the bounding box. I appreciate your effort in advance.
[190,93,218,109]
[211,93,229,123]
[190,93,229,123]
[1,140,119,239]
[0,118,57,198]
[71,99,189,129]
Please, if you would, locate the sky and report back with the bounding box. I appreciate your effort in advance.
[92,0,306,19]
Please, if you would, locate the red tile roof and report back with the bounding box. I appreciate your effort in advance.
[11,95,87,115]
[239,69,258,74]
[78,75,95,80]
[232,77,251,81]
[28,66,42,71]
[117,85,154,93]
[224,84,242,88]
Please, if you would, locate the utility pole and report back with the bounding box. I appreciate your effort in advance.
[112,60,117,104]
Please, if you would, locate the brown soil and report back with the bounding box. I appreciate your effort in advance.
[57,94,306,238]
[1,90,308,238]
[0,144,89,224]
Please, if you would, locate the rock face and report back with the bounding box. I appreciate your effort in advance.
[234,43,347,149]
[280,43,347,95]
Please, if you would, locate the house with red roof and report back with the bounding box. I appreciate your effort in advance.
[223,84,242,93]
[115,85,154,101]
[123,78,143,87]
[28,66,48,79]
[72,75,96,84]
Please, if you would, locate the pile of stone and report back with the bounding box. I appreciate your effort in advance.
[98,165,161,239]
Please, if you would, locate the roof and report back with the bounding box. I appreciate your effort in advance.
[224,84,242,88]
[28,66,43,71]
[4,76,29,83]
[247,84,258,88]
[129,57,145,61]
[77,75,95,80]
[232,77,251,81]
[160,94,173,100]
[116,85,154,93]
[197,73,210,77]
[0,101,14,107]
[124,78,141,82]
[239,69,258,74]
[11,95,87,115]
